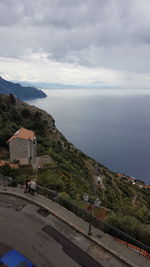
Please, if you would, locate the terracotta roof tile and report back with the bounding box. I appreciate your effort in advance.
[0,160,18,168]
[8,128,35,142]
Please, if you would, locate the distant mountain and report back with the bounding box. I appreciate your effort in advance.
[0,77,47,100]
[20,81,80,89]
[20,81,121,90]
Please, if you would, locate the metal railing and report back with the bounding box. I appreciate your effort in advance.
[37,185,150,256]
[0,176,150,256]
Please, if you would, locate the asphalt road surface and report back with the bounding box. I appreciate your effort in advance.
[0,194,129,267]
[43,225,101,267]
[0,194,103,267]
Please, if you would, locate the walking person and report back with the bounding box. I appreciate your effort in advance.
[24,178,31,193]
[29,179,37,195]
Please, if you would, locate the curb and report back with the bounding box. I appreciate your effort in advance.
[0,187,139,267]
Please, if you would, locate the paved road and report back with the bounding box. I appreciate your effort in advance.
[0,194,103,267]
[0,187,149,267]
[43,225,101,267]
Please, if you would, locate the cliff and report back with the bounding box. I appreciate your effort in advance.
[0,77,47,100]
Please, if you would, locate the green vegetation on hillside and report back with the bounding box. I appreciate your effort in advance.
[0,94,150,246]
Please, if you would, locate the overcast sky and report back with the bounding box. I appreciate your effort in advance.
[0,0,150,88]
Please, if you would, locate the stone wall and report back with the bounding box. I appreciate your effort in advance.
[9,138,36,165]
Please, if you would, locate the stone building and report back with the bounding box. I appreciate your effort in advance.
[8,128,36,166]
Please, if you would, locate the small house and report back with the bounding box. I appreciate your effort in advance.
[8,128,36,166]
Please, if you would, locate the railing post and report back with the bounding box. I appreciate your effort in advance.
[88,204,92,236]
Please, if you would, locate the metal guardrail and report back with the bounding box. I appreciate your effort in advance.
[0,176,150,256]
[37,185,150,255]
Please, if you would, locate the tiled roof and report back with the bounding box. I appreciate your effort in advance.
[8,128,35,142]
[0,160,18,168]
[144,185,150,189]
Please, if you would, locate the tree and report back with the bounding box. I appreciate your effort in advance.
[9,94,16,105]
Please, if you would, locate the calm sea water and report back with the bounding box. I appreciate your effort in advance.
[27,89,150,185]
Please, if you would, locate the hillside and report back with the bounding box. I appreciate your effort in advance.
[0,94,150,246]
[0,77,46,100]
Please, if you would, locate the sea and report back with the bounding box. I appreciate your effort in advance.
[27,89,150,185]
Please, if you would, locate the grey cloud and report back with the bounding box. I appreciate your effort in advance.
[0,0,150,74]
[0,1,22,25]
[0,0,108,28]
[26,0,107,29]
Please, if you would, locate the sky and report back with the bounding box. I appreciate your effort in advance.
[0,0,150,88]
